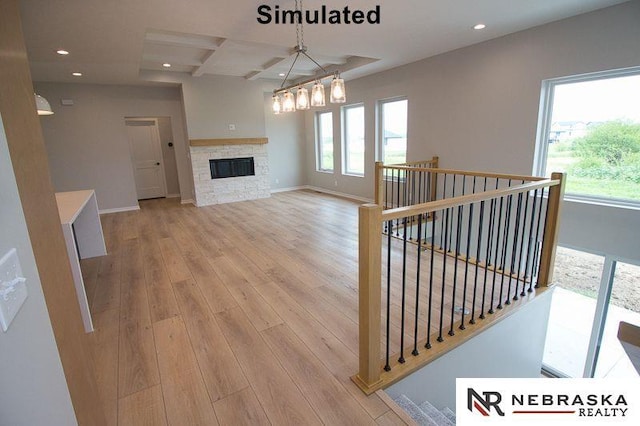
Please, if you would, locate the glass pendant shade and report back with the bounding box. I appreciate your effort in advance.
[272,94,281,114]
[311,81,325,107]
[330,77,346,103]
[296,87,310,110]
[35,93,54,115]
[282,91,296,112]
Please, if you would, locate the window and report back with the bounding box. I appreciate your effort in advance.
[316,111,333,172]
[342,104,365,176]
[378,98,408,165]
[535,68,640,204]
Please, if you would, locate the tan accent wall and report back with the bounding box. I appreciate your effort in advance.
[0,1,106,424]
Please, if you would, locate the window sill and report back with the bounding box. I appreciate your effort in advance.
[316,169,334,174]
[342,173,364,178]
[563,193,640,211]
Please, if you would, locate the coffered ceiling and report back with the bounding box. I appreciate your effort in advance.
[20,0,630,86]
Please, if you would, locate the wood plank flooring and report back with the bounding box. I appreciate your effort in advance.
[85,190,407,425]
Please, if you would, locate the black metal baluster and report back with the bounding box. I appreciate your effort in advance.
[480,195,496,320]
[425,207,437,349]
[524,189,539,293]
[418,169,423,205]
[507,192,524,304]
[516,188,531,298]
[460,177,475,330]
[533,189,546,288]
[384,219,392,371]
[438,208,450,342]
[449,204,463,336]
[398,214,409,364]
[470,181,486,325]
[498,192,514,309]
[412,213,423,356]
[410,170,415,240]
[448,175,457,252]
[489,193,505,314]
[439,174,447,249]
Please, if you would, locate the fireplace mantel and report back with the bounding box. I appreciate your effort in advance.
[189,137,268,147]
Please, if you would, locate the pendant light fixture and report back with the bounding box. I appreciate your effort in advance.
[311,81,325,107]
[330,76,346,103]
[272,94,282,114]
[282,91,296,112]
[272,0,346,114]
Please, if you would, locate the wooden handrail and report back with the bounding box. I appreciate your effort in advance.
[379,165,548,183]
[393,156,439,167]
[381,178,559,222]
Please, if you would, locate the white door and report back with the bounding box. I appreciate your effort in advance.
[125,119,167,200]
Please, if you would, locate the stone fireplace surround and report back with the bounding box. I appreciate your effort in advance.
[189,138,270,206]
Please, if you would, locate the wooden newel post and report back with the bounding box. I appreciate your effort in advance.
[374,161,384,206]
[538,172,566,287]
[355,203,383,392]
[430,156,439,201]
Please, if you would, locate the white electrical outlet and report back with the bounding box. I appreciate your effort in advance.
[228,124,236,131]
[0,248,28,332]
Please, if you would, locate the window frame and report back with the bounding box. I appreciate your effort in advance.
[534,66,640,209]
[341,103,365,177]
[377,97,408,166]
[315,110,334,173]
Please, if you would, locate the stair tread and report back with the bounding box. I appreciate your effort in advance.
[441,407,456,424]
[393,395,439,426]
[418,400,454,426]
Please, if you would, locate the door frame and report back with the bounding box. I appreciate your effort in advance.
[125,117,167,200]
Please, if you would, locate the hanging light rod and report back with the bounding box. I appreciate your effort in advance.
[273,71,337,95]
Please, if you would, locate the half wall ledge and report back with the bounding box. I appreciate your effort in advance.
[189,137,269,147]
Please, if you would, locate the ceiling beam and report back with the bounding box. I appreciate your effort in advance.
[145,31,221,50]
[141,54,202,67]
[245,56,291,80]
[192,39,228,77]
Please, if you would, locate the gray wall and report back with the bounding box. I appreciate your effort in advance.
[35,83,192,210]
[176,74,267,139]
[386,289,554,410]
[264,93,307,190]
[0,115,77,426]
[304,1,640,261]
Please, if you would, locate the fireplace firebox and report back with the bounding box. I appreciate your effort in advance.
[209,157,255,179]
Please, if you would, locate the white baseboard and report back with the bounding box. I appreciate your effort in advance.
[99,205,140,214]
[166,193,180,198]
[180,198,195,205]
[304,186,374,203]
[270,185,307,193]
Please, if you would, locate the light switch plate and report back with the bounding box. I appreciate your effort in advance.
[0,248,28,332]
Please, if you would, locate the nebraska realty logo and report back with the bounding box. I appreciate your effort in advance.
[457,378,639,425]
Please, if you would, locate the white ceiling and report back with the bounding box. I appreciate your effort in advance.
[20,0,629,86]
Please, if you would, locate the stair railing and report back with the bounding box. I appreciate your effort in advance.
[354,171,565,394]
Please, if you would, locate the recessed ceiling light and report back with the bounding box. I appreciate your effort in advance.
[474,24,486,30]
[56,49,69,55]
[72,72,82,76]
[163,63,171,68]
[279,73,285,77]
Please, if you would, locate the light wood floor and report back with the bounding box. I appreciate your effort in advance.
[82,190,411,426]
